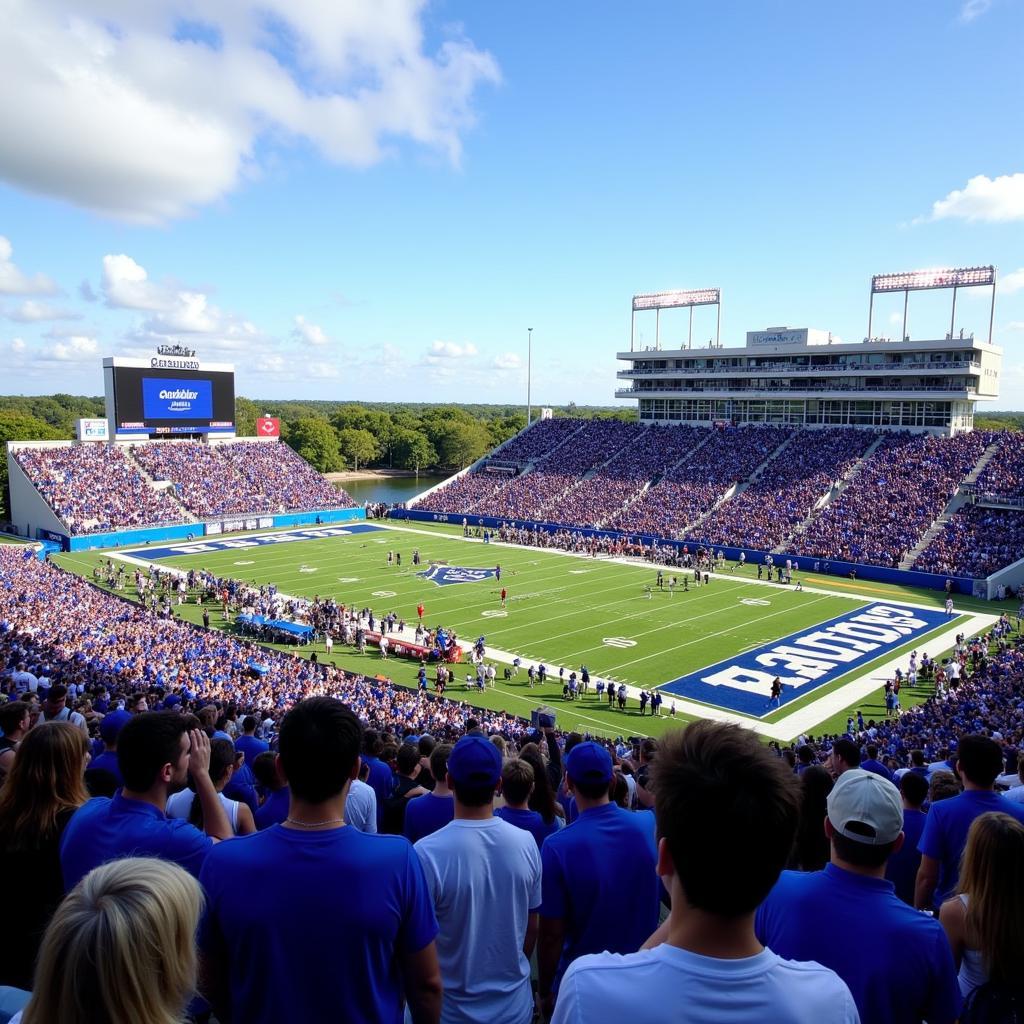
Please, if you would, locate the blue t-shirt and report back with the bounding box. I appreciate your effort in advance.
[254,787,290,831]
[539,802,659,987]
[364,756,395,826]
[885,807,927,905]
[60,791,213,890]
[86,750,123,786]
[495,805,559,850]
[403,792,454,845]
[235,733,270,768]
[861,758,894,781]
[918,789,1024,906]
[756,863,961,1024]
[198,825,438,1024]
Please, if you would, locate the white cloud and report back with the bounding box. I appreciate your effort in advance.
[929,172,1024,223]
[292,314,329,346]
[888,312,903,326]
[43,334,99,361]
[11,337,26,352]
[492,352,522,369]
[5,299,81,322]
[0,2,499,223]
[307,361,340,378]
[959,0,992,21]
[999,268,1024,294]
[427,340,477,361]
[0,236,58,295]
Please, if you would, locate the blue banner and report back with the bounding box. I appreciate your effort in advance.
[142,377,213,419]
[418,565,499,586]
[660,602,949,717]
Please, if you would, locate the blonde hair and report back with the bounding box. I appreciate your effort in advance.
[0,722,89,850]
[957,811,1024,985]
[22,857,203,1024]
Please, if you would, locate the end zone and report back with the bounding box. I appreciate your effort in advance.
[659,603,949,717]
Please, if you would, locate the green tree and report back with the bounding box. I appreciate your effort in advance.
[286,417,343,472]
[337,427,379,472]
[234,396,259,436]
[427,418,491,470]
[0,412,66,515]
[393,429,437,473]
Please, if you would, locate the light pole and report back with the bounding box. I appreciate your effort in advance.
[527,327,533,426]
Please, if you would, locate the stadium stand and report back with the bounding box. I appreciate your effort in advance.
[13,440,354,534]
[914,505,1024,578]
[14,444,186,534]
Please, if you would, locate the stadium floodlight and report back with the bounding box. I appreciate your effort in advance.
[867,265,997,345]
[632,288,720,311]
[871,266,995,294]
[630,288,722,351]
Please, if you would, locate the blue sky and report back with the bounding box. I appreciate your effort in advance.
[1,0,1022,409]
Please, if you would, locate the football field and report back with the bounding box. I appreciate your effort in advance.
[54,520,988,741]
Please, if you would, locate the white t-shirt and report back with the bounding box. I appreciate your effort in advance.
[551,944,859,1024]
[165,789,241,833]
[344,778,377,834]
[415,816,542,1024]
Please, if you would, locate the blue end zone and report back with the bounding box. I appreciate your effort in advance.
[659,602,949,717]
[120,523,384,560]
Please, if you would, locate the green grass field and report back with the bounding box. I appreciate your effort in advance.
[51,521,979,740]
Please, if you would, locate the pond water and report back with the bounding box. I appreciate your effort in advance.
[338,474,446,505]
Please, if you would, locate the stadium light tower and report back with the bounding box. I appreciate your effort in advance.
[527,327,533,426]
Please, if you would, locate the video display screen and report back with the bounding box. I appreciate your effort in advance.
[112,365,234,433]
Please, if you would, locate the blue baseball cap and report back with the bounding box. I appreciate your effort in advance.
[448,735,502,787]
[566,742,613,786]
[99,710,132,744]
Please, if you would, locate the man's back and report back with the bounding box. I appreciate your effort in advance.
[540,802,659,983]
[198,825,437,1024]
[60,792,211,889]
[404,791,455,845]
[756,864,960,1023]
[552,945,857,1024]
[495,805,559,849]
[885,807,926,904]
[918,790,1024,905]
[235,733,269,766]
[416,818,541,1023]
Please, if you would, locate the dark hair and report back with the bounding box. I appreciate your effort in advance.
[501,758,534,805]
[361,729,382,757]
[429,744,451,785]
[958,734,1004,787]
[0,700,29,735]
[900,770,929,808]
[117,712,189,792]
[396,743,420,777]
[251,751,279,789]
[790,765,833,872]
[242,716,257,733]
[279,698,362,803]
[652,720,800,916]
[833,738,861,769]
[187,739,236,829]
[832,830,899,869]
[797,745,815,766]
[866,744,879,759]
[418,735,435,758]
[451,779,495,807]
[45,685,68,702]
[519,742,559,824]
[570,775,613,801]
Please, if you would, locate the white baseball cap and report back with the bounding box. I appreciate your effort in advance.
[827,769,903,846]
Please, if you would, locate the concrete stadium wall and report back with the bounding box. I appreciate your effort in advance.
[6,446,71,540]
[392,507,978,595]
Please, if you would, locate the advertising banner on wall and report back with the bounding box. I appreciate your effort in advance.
[256,417,280,437]
[75,418,109,441]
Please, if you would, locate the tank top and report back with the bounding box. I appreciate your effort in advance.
[958,894,989,998]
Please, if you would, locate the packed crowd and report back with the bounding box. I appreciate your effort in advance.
[914,505,1024,578]
[3,540,1024,1021]
[791,431,992,567]
[698,428,874,551]
[608,425,791,537]
[973,430,1024,499]
[14,444,185,534]
[133,440,354,517]
[14,440,354,536]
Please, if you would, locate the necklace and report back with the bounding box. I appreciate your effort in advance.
[284,817,345,828]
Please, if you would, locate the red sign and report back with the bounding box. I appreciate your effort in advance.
[256,417,280,437]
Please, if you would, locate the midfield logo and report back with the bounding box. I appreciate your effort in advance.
[418,565,498,587]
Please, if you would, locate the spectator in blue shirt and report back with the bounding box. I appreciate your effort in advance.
[861,743,894,781]
[757,768,962,1024]
[405,744,455,845]
[537,741,659,1017]
[60,712,232,889]
[361,728,396,828]
[198,697,442,1024]
[552,721,856,1024]
[885,770,929,904]
[495,758,559,850]
[916,734,1024,910]
[84,709,131,795]
[234,715,269,767]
